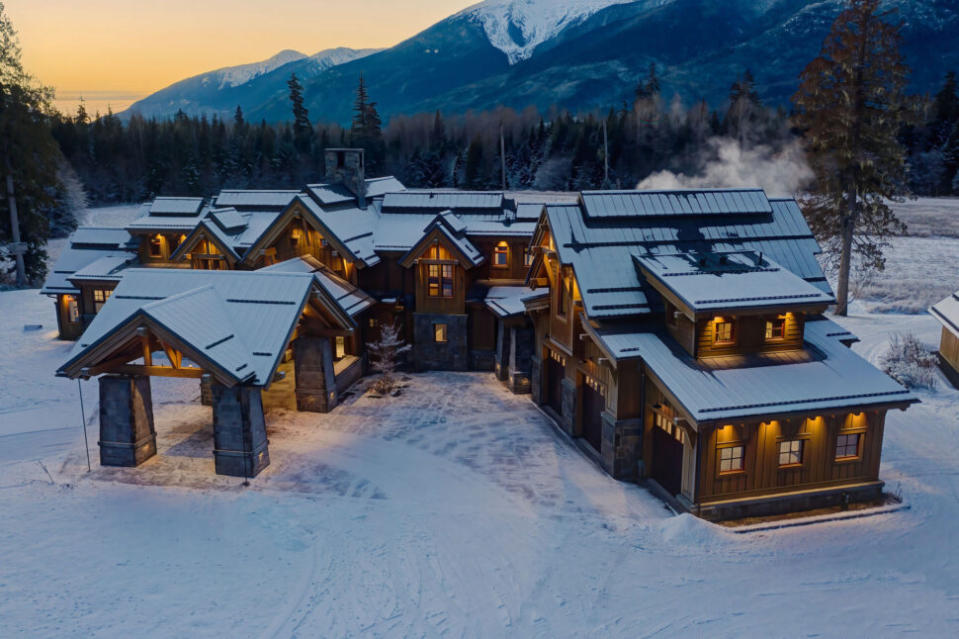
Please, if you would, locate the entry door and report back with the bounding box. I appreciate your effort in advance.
[546,351,565,415]
[652,420,684,496]
[581,377,605,453]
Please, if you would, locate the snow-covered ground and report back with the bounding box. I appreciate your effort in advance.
[1,203,958,637]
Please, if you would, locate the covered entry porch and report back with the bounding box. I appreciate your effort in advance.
[57,267,367,477]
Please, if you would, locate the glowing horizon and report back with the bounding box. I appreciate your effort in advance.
[6,0,476,113]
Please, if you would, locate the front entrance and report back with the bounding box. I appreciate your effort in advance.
[581,375,605,453]
[545,349,565,416]
[651,411,684,495]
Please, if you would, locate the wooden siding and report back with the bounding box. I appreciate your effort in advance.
[695,312,805,358]
[664,303,696,356]
[471,237,532,281]
[941,327,959,372]
[697,410,886,503]
[136,232,184,265]
[468,305,497,351]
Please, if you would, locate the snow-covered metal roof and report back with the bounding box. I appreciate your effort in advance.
[580,189,772,219]
[583,319,915,424]
[68,226,136,248]
[40,228,138,295]
[803,316,860,345]
[61,269,317,387]
[544,191,830,320]
[214,190,300,210]
[69,254,137,283]
[930,291,959,338]
[484,286,547,318]
[262,256,375,318]
[382,191,505,211]
[149,197,205,216]
[634,251,834,313]
[209,208,247,233]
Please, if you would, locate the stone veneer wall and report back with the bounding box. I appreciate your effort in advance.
[412,313,468,371]
[98,374,156,467]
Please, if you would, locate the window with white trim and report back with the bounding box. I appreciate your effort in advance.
[719,445,744,473]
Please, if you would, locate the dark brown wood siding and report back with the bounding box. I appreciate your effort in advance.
[695,312,805,358]
[941,327,959,372]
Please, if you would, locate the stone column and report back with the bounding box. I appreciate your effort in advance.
[294,336,337,413]
[98,374,156,467]
[494,321,509,382]
[601,412,644,481]
[560,377,577,437]
[199,375,214,406]
[508,326,534,394]
[212,383,270,478]
[530,354,543,405]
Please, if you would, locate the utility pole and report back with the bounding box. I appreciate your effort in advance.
[602,119,610,187]
[5,173,27,287]
[500,123,507,191]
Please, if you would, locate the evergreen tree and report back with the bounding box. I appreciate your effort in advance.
[0,3,63,285]
[351,75,384,173]
[635,63,660,101]
[234,105,245,129]
[792,0,910,316]
[287,73,311,153]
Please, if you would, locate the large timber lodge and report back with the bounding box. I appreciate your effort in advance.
[45,148,916,521]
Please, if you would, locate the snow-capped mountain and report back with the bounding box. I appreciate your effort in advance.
[458,0,655,64]
[125,0,959,125]
[215,49,308,89]
[124,47,380,119]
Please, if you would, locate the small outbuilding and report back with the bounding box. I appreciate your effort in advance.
[930,289,959,387]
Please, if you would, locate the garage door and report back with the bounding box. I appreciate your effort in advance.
[651,411,684,496]
[546,349,566,416]
[581,375,605,453]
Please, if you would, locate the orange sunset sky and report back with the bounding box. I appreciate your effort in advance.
[6,0,476,114]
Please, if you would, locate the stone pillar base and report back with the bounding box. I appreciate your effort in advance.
[200,376,214,406]
[601,413,644,481]
[212,384,270,478]
[507,371,531,394]
[559,378,577,436]
[294,336,337,414]
[530,355,543,405]
[98,375,156,467]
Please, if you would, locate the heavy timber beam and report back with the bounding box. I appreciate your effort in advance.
[112,365,205,379]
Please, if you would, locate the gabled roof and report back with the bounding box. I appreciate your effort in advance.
[261,256,375,319]
[634,250,834,315]
[127,205,210,233]
[307,177,406,207]
[930,290,959,338]
[41,228,137,295]
[541,190,830,320]
[583,317,915,424]
[68,254,137,283]
[398,212,485,269]
[59,269,319,387]
[294,195,380,266]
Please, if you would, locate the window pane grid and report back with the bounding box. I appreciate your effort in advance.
[836,433,860,459]
[719,445,744,473]
[778,439,804,466]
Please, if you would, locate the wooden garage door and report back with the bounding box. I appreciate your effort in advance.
[546,349,566,416]
[581,375,605,453]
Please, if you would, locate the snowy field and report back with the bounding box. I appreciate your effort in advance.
[1,202,958,637]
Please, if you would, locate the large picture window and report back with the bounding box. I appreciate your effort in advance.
[714,318,735,344]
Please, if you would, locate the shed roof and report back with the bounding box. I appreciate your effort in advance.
[484,286,546,318]
[261,256,375,318]
[930,291,959,338]
[149,197,205,216]
[382,191,505,211]
[41,228,137,295]
[69,254,137,283]
[213,190,300,210]
[69,226,136,248]
[583,319,914,423]
[580,189,771,219]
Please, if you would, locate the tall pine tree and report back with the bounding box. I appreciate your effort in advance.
[350,75,384,173]
[287,73,312,153]
[792,0,910,316]
[0,2,63,285]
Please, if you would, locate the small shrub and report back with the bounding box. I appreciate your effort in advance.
[879,332,939,390]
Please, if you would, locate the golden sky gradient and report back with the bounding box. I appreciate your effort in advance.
[6,0,475,112]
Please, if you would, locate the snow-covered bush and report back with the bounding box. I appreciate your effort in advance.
[879,332,939,390]
[367,322,411,395]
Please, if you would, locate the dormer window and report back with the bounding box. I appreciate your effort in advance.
[765,315,787,341]
[493,241,509,267]
[149,235,163,258]
[714,317,735,345]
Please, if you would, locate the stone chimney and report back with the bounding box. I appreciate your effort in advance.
[325,148,367,208]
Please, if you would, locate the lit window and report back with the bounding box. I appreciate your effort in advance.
[335,336,346,360]
[93,289,112,313]
[715,318,735,344]
[368,318,378,328]
[434,323,448,343]
[778,440,804,466]
[428,263,454,298]
[719,445,744,473]
[149,235,163,258]
[493,241,509,267]
[836,433,861,459]
[66,297,79,323]
[524,247,534,267]
[765,316,787,341]
[557,270,569,317]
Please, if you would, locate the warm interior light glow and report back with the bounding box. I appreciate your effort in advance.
[713,316,725,323]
